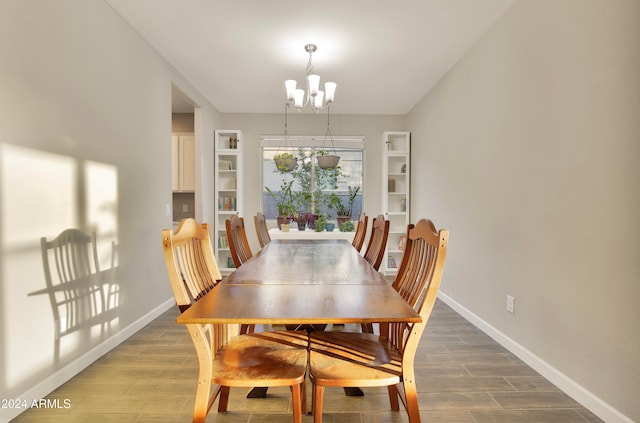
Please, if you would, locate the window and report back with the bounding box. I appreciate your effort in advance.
[261,136,364,220]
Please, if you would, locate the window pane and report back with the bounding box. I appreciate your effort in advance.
[262,146,363,221]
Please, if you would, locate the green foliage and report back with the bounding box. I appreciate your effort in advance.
[339,220,355,232]
[314,215,327,232]
[334,186,360,217]
[265,179,295,216]
[273,153,297,173]
[291,148,341,214]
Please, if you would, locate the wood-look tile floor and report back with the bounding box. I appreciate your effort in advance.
[13,300,604,423]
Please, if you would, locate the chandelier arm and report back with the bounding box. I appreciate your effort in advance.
[287,43,333,113]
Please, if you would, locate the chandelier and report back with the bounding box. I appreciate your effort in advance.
[284,44,336,113]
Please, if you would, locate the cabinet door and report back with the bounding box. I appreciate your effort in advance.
[171,135,180,191]
[179,135,196,191]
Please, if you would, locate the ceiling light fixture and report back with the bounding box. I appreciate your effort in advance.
[285,44,336,113]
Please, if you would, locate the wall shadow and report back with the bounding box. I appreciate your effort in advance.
[28,229,120,365]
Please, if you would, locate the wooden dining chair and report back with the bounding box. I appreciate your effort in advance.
[363,214,389,271]
[254,211,271,248]
[351,212,368,252]
[308,219,449,423]
[359,214,390,333]
[162,218,308,423]
[225,214,253,268]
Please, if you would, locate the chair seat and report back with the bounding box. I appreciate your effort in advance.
[309,331,402,387]
[212,330,308,387]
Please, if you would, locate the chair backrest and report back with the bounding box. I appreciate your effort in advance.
[386,219,448,361]
[40,229,102,336]
[254,212,271,248]
[162,218,222,312]
[226,214,253,268]
[362,214,390,271]
[351,212,368,252]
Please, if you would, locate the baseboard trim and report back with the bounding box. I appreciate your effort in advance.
[5,298,175,422]
[437,292,633,423]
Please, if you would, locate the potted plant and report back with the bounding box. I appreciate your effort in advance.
[293,211,307,231]
[273,152,298,173]
[339,220,355,232]
[336,186,360,230]
[316,151,340,170]
[325,192,342,218]
[314,215,327,232]
[265,179,295,229]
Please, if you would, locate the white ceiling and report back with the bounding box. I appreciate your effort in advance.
[106,0,516,115]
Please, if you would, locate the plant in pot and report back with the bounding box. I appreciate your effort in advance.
[336,186,360,231]
[325,192,342,219]
[325,220,336,232]
[316,151,340,170]
[265,179,295,230]
[314,214,327,232]
[339,220,355,232]
[292,211,308,231]
[273,152,298,173]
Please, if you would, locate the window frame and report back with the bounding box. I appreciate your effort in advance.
[260,135,365,221]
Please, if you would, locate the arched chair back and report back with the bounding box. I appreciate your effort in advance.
[225,214,253,268]
[351,213,368,252]
[254,212,271,248]
[309,219,449,423]
[362,214,390,271]
[162,218,221,312]
[162,218,307,422]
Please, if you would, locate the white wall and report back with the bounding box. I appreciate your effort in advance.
[0,1,221,420]
[407,0,639,421]
[220,113,406,252]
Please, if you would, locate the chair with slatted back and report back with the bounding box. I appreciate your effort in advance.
[227,214,256,334]
[226,214,253,268]
[351,213,368,252]
[359,214,390,333]
[254,212,271,248]
[162,218,308,423]
[309,219,448,423]
[362,214,389,271]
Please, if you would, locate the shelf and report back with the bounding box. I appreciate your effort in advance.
[382,131,410,276]
[215,129,243,272]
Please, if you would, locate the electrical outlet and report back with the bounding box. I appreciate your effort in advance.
[506,295,515,314]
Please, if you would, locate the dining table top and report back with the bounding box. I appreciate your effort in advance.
[176,239,420,326]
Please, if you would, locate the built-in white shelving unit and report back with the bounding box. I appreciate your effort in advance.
[214,129,243,274]
[381,131,410,276]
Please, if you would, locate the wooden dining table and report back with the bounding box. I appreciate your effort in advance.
[177,239,420,327]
